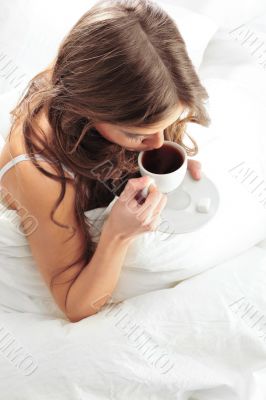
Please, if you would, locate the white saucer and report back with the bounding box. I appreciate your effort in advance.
[158,171,220,234]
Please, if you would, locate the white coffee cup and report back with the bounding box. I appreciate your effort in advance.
[138,141,187,194]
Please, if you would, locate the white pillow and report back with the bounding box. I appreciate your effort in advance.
[154,1,218,70]
[86,77,266,303]
[0,89,23,140]
[198,20,266,100]
[1,75,265,306]
[0,0,218,94]
[161,0,266,29]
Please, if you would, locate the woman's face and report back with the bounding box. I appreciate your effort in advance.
[93,103,185,152]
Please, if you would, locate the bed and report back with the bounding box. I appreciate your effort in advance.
[0,1,266,399]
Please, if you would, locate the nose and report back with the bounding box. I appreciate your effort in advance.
[142,131,164,149]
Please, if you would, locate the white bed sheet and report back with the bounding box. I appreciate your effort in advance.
[0,245,266,400]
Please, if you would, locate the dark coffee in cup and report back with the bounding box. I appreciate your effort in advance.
[141,143,184,174]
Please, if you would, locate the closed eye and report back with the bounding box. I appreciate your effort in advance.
[125,133,146,142]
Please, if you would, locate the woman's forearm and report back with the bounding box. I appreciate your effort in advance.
[65,219,133,322]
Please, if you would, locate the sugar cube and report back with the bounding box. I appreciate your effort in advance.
[196,197,211,213]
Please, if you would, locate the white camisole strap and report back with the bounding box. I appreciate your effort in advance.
[0,153,75,182]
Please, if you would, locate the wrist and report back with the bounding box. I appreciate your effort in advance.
[102,219,134,245]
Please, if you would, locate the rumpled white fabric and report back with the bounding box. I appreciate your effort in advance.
[0,245,266,400]
[1,5,266,399]
[0,133,266,399]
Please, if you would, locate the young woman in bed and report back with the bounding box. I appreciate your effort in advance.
[0,0,210,322]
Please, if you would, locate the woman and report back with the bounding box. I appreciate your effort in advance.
[0,0,210,322]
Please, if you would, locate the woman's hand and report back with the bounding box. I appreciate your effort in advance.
[105,160,201,241]
[105,176,167,241]
[187,159,202,180]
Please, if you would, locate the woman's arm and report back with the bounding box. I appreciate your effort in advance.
[65,219,133,322]
[66,176,167,322]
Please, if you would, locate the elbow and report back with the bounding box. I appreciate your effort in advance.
[67,313,83,323]
[65,309,81,323]
[65,301,99,323]
[65,293,111,323]
[66,308,97,323]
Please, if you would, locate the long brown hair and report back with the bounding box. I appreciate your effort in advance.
[8,0,210,296]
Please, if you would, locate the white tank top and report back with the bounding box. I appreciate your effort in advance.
[0,153,75,182]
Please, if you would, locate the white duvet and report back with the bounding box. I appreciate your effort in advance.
[0,245,266,400]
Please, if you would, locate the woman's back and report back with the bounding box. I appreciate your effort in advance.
[0,117,90,318]
[0,127,117,316]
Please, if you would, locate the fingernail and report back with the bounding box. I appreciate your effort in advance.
[196,171,201,179]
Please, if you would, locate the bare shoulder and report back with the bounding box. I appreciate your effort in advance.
[0,110,74,209]
[1,122,76,223]
[0,125,32,209]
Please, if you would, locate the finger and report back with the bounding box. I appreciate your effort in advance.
[125,185,160,217]
[137,190,165,221]
[122,182,156,214]
[143,212,163,232]
[187,159,202,180]
[153,193,167,215]
[142,191,167,223]
[135,180,156,205]
[151,212,164,231]
[120,176,153,203]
